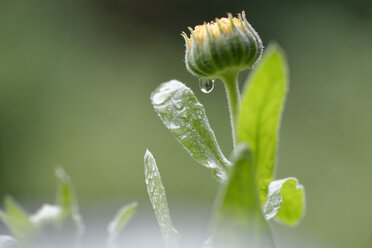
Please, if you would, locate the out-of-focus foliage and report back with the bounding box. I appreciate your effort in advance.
[0,169,137,248]
[0,169,83,246]
[0,197,38,242]
[107,202,138,247]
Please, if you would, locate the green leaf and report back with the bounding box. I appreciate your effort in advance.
[213,144,275,248]
[144,150,180,248]
[56,168,78,219]
[55,168,84,240]
[263,178,305,225]
[0,196,38,241]
[151,80,231,180]
[0,236,17,248]
[238,43,288,205]
[107,202,138,245]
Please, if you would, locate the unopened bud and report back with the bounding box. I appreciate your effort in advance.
[182,11,263,79]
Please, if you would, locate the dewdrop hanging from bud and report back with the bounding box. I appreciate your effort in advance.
[199,78,215,94]
[182,11,263,80]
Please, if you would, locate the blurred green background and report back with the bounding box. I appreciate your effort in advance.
[0,0,372,247]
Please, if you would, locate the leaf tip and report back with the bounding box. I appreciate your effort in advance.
[144,149,154,165]
[128,201,139,209]
[55,167,70,183]
[265,41,284,54]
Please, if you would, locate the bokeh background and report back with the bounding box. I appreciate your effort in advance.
[1,0,372,247]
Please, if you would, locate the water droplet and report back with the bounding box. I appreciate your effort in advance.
[199,78,215,94]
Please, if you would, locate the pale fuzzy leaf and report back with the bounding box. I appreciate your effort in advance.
[238,44,288,205]
[151,80,231,180]
[144,150,180,248]
[213,144,275,248]
[263,178,305,225]
[0,236,17,248]
[107,202,138,245]
[30,204,62,227]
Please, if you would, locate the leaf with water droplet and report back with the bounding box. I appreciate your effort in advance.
[151,80,231,180]
[199,78,215,94]
[144,150,180,248]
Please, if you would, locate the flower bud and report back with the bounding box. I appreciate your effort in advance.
[182,11,263,79]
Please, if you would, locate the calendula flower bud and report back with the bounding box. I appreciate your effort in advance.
[182,11,263,79]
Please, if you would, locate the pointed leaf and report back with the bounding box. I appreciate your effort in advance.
[107,202,138,245]
[238,44,288,205]
[144,150,180,248]
[151,80,231,180]
[1,196,38,241]
[263,178,305,225]
[55,168,84,240]
[213,144,275,248]
[56,168,78,219]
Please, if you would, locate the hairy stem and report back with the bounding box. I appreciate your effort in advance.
[221,72,240,149]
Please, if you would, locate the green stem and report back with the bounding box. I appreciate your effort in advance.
[221,72,240,149]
